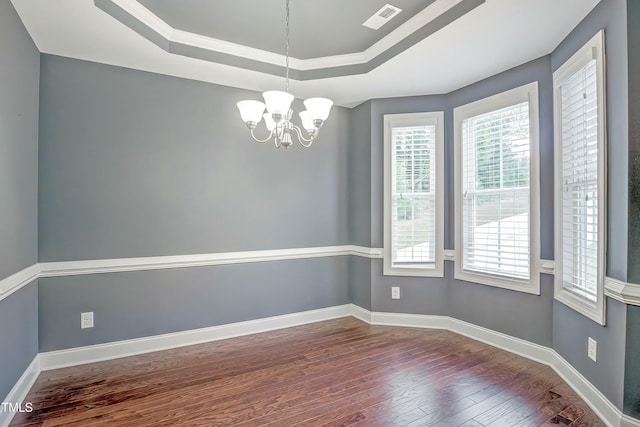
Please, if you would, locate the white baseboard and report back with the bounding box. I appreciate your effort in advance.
[7,304,640,427]
[349,304,372,323]
[448,317,554,365]
[370,312,553,365]
[622,415,640,427]
[549,351,624,427]
[0,355,40,427]
[371,311,450,329]
[39,304,353,370]
[362,307,634,427]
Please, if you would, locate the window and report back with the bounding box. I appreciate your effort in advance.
[454,83,540,293]
[554,30,606,325]
[383,112,444,277]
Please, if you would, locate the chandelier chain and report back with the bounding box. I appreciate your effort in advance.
[235,0,332,149]
[285,0,290,93]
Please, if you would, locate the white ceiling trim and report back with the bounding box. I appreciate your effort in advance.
[108,0,466,71]
[10,0,601,108]
[110,0,172,38]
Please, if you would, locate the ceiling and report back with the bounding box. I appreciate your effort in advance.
[136,0,433,59]
[11,0,600,107]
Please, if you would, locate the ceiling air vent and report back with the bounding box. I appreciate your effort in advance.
[362,3,402,30]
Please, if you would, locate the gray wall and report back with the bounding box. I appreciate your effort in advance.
[369,94,449,248]
[347,101,372,310]
[624,0,640,417]
[348,101,372,247]
[554,298,627,409]
[348,256,372,311]
[372,259,449,316]
[2,0,636,420]
[358,0,631,410]
[368,94,450,317]
[447,56,554,347]
[38,55,351,261]
[365,59,553,345]
[627,0,640,284]
[37,55,353,350]
[39,257,350,351]
[0,0,40,401]
[549,0,629,410]
[551,0,629,283]
[624,305,640,417]
[0,0,39,279]
[0,283,38,401]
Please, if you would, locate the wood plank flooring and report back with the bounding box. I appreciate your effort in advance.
[10,317,604,426]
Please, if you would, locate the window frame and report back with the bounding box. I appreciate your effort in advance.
[453,82,541,294]
[383,111,445,277]
[553,30,607,325]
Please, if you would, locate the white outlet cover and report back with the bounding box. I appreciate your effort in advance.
[391,286,400,299]
[588,337,597,362]
[81,312,94,329]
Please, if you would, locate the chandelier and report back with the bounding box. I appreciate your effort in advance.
[236,0,333,148]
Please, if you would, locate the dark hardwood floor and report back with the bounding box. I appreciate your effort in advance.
[10,317,604,426]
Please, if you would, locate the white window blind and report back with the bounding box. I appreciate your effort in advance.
[384,112,443,277]
[553,30,605,325]
[461,102,531,279]
[559,59,599,302]
[391,125,437,265]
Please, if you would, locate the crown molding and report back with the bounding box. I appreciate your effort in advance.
[95,0,484,79]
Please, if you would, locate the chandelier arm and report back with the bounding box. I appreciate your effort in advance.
[291,124,316,148]
[277,121,287,140]
[235,0,331,150]
[249,128,275,144]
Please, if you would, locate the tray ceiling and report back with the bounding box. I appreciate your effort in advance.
[11,0,601,107]
[137,0,432,60]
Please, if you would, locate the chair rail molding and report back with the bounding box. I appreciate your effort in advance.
[605,277,640,306]
[0,265,40,302]
[1,246,385,300]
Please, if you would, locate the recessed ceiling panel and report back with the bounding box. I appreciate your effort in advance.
[10,0,602,107]
[95,0,485,80]
[137,0,432,59]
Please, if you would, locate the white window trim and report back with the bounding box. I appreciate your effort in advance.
[453,82,541,294]
[553,30,607,325]
[383,112,445,277]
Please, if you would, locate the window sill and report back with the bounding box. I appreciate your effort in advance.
[454,267,540,295]
[555,287,605,326]
[383,261,444,278]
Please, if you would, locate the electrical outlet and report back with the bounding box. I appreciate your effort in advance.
[81,312,94,329]
[588,337,597,362]
[391,286,400,300]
